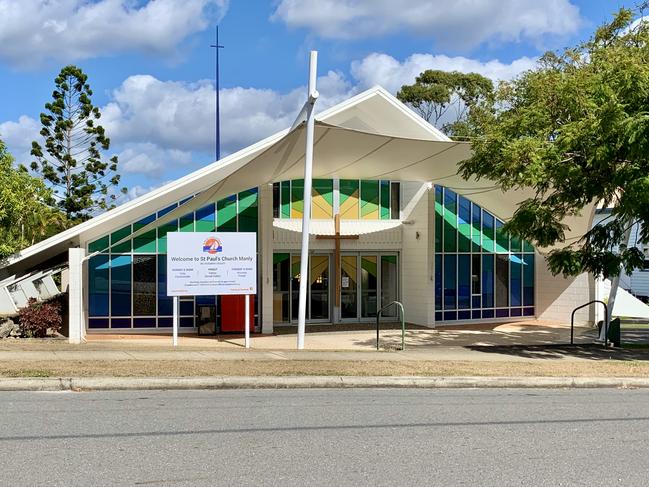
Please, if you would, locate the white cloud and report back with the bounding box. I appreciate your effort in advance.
[0,115,41,165]
[118,143,193,178]
[351,53,538,93]
[0,0,228,68]
[101,70,352,157]
[272,0,581,48]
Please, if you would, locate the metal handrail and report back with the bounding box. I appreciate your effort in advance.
[570,300,608,346]
[376,301,405,351]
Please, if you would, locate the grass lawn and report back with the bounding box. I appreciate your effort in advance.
[2,359,649,378]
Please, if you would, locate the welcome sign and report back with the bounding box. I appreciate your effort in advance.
[166,232,257,296]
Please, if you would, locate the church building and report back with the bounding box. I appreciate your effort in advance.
[0,87,596,343]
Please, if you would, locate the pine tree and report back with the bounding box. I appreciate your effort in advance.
[31,65,126,222]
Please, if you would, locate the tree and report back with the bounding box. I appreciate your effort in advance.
[397,70,493,138]
[0,139,66,258]
[30,65,126,222]
[459,8,649,279]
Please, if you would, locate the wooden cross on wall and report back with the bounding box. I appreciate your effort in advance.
[316,214,359,307]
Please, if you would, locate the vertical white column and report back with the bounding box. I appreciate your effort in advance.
[68,248,86,344]
[172,296,179,347]
[297,50,319,350]
[245,294,251,349]
[260,183,274,334]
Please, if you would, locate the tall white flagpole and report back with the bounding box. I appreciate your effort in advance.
[297,51,319,350]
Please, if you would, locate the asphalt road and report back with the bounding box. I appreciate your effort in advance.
[1,388,648,486]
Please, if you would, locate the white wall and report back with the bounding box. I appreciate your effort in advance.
[400,182,435,327]
[535,253,594,325]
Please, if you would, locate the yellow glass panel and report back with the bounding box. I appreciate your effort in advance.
[312,193,333,219]
[340,189,359,220]
[310,256,329,285]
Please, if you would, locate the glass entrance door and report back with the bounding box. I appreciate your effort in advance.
[310,255,330,320]
[361,256,378,318]
[380,255,398,317]
[340,255,358,319]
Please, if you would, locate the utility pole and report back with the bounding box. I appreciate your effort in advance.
[210,26,224,161]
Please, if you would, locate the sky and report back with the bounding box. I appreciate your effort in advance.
[0,0,633,201]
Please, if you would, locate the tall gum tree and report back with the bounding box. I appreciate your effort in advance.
[460,8,649,279]
[31,65,126,223]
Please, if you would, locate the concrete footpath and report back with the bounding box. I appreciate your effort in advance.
[2,375,649,391]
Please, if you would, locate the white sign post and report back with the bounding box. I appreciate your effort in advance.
[167,232,257,347]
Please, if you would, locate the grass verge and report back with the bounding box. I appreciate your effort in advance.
[2,359,649,378]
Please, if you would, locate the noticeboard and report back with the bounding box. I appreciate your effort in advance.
[166,232,257,297]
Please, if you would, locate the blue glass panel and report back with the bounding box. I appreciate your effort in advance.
[523,307,535,316]
[523,254,535,306]
[458,310,470,320]
[471,203,481,252]
[443,311,457,321]
[458,196,471,252]
[458,255,470,309]
[111,318,131,328]
[180,317,194,327]
[471,310,481,319]
[88,318,109,329]
[482,211,495,252]
[435,312,443,322]
[496,308,509,318]
[195,203,216,232]
[482,309,494,318]
[179,300,194,316]
[435,254,442,310]
[157,255,173,316]
[158,317,173,327]
[443,255,456,310]
[158,203,177,217]
[110,255,131,316]
[196,295,216,306]
[510,253,522,307]
[88,255,109,317]
[472,295,481,308]
[134,317,156,328]
[482,254,494,308]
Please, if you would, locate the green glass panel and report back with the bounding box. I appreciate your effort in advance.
[523,239,534,253]
[280,181,290,218]
[510,234,522,252]
[380,180,390,220]
[273,252,290,264]
[482,211,495,252]
[180,213,194,232]
[217,195,237,231]
[339,179,359,219]
[291,179,304,218]
[110,225,131,253]
[157,221,177,253]
[495,220,509,253]
[360,180,379,219]
[435,186,443,252]
[238,188,258,232]
[89,236,109,253]
[443,188,457,252]
[133,230,156,253]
